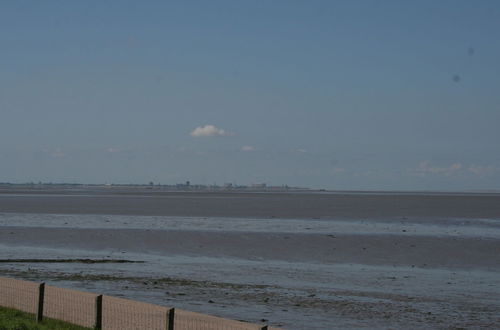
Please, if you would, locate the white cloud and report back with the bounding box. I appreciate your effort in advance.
[190,125,232,137]
[296,148,307,153]
[332,167,346,174]
[411,161,463,176]
[241,146,256,151]
[468,164,499,176]
[43,147,65,158]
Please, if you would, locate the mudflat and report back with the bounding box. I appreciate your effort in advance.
[1,189,500,219]
[1,190,499,329]
[1,227,499,270]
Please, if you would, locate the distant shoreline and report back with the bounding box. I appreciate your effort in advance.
[0,183,499,196]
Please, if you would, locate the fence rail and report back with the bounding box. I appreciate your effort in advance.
[0,277,279,330]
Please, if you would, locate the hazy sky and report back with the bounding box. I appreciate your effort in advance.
[1,1,499,190]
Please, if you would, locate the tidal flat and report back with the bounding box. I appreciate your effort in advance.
[0,190,499,329]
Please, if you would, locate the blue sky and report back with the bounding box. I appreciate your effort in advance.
[1,1,499,190]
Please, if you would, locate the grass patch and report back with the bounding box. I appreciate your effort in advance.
[0,306,90,330]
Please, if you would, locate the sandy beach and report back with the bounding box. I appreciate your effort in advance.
[1,190,499,329]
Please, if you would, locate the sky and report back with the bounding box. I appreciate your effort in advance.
[1,1,499,191]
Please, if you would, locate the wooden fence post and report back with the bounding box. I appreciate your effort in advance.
[167,308,175,330]
[94,295,103,330]
[36,283,45,322]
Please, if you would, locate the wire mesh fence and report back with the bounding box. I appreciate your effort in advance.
[174,309,263,330]
[102,295,170,330]
[44,285,98,328]
[0,277,39,315]
[0,276,277,330]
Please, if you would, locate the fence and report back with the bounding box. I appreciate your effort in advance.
[0,277,279,330]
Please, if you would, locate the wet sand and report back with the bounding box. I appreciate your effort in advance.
[1,227,499,270]
[1,191,500,329]
[1,189,500,219]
